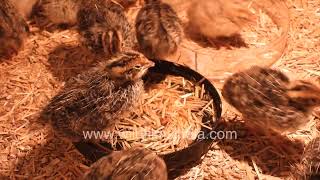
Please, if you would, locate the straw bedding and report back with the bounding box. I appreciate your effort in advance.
[0,0,319,179]
[105,75,216,154]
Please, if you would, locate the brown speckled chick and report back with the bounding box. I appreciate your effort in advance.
[78,0,136,57]
[294,137,320,180]
[187,0,256,38]
[135,0,182,59]
[0,0,29,59]
[31,0,81,30]
[41,51,154,142]
[222,66,320,133]
[83,147,168,180]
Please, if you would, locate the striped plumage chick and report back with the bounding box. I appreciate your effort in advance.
[187,0,256,39]
[222,66,320,133]
[83,147,168,180]
[31,0,81,30]
[135,0,182,59]
[41,51,154,142]
[78,0,136,57]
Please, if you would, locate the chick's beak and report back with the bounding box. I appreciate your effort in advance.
[146,61,155,68]
[140,61,154,75]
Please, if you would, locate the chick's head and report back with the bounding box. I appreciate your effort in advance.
[287,81,320,110]
[105,52,154,82]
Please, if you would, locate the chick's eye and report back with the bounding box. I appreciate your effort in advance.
[133,65,141,70]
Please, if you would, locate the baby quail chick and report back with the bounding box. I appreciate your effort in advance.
[295,137,320,180]
[83,147,167,180]
[0,0,29,59]
[78,0,136,57]
[41,51,154,142]
[31,0,81,30]
[222,66,320,133]
[187,0,256,39]
[135,0,182,59]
